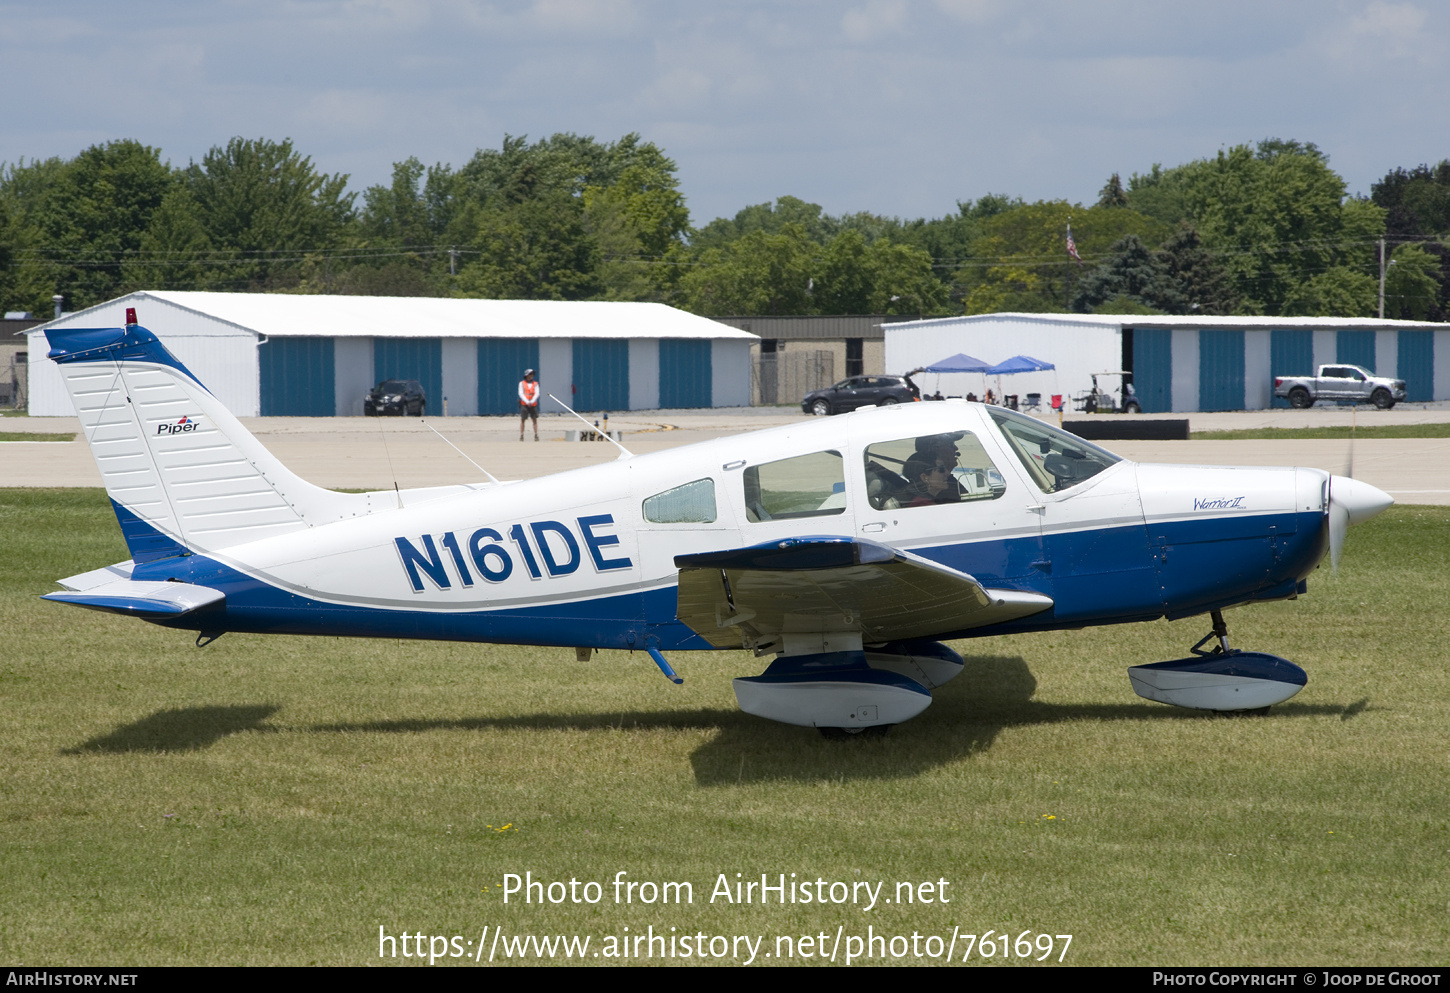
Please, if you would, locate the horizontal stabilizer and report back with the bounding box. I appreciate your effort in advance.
[44,580,225,618]
[675,536,1052,648]
[55,559,136,591]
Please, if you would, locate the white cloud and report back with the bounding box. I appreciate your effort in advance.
[932,0,1000,24]
[841,1,909,43]
[528,0,639,33]
[3,2,1450,220]
[1324,2,1434,60]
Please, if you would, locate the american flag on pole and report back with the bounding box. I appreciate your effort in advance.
[1066,220,1083,266]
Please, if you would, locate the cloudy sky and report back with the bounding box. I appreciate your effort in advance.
[4,1,1447,223]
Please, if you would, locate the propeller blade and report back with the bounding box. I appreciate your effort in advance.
[1345,406,1356,479]
[1326,475,1394,574]
[1328,499,1348,574]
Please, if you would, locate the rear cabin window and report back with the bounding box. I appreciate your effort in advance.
[863,432,1006,510]
[643,478,717,524]
[743,451,846,522]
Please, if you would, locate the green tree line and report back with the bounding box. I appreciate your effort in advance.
[2,134,1448,321]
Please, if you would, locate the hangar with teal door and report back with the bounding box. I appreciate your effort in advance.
[23,292,758,417]
[882,313,1450,414]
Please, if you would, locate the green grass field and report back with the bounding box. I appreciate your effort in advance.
[0,432,75,442]
[1,489,1446,966]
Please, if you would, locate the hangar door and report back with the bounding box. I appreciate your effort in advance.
[1399,330,1433,402]
[659,339,712,408]
[1270,329,1312,408]
[572,339,629,411]
[260,337,335,416]
[1198,330,1244,411]
[477,338,540,415]
[1337,330,1376,371]
[374,338,442,415]
[1131,328,1172,413]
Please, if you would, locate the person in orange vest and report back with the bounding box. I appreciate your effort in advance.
[519,368,540,441]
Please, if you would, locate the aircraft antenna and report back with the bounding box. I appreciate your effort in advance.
[546,394,635,458]
[375,416,403,508]
[421,419,500,484]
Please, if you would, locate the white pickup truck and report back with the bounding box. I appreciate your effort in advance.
[1273,364,1406,409]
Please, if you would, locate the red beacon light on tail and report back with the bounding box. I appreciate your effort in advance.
[125,307,137,326]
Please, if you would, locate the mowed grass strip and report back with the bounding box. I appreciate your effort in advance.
[0,432,75,442]
[0,489,1446,966]
[1192,423,1450,440]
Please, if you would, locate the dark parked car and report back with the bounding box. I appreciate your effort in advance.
[802,375,919,416]
[365,379,426,416]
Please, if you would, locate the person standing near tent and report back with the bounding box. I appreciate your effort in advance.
[519,368,540,441]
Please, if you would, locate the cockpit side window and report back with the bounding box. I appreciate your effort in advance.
[987,407,1121,494]
[743,451,846,522]
[863,433,1006,510]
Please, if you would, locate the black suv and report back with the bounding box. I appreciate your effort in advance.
[802,375,919,416]
[365,379,426,416]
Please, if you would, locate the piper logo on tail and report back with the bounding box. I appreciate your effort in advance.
[157,416,201,436]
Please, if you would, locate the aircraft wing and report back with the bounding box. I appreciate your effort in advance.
[674,537,1052,649]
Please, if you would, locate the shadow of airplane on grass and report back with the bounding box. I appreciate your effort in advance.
[684,656,1360,785]
[64,658,1365,783]
[64,705,280,754]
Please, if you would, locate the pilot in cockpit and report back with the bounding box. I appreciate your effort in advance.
[911,433,961,470]
[900,457,962,507]
[865,432,969,510]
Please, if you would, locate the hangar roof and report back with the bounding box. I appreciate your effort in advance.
[889,312,1448,332]
[28,290,758,341]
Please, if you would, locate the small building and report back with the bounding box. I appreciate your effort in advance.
[2,315,42,408]
[707,315,914,404]
[26,291,757,417]
[885,313,1450,412]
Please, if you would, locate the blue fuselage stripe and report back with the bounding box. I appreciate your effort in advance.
[128,510,1330,650]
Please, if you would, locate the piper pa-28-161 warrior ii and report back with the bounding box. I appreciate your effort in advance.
[42,315,1394,735]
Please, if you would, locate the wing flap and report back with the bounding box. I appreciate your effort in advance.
[675,537,1052,648]
[43,579,225,618]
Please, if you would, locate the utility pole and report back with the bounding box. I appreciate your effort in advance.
[1378,237,1386,319]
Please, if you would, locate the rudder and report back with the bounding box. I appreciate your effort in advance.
[48,322,369,557]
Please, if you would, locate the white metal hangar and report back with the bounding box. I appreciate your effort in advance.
[885,313,1450,412]
[25,291,758,418]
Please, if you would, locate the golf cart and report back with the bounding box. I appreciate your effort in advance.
[1074,372,1141,414]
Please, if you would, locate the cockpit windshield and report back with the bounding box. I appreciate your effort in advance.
[986,407,1121,494]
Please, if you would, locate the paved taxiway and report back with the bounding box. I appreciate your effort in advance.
[4,404,1448,504]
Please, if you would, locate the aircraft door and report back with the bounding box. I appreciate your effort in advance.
[854,423,1050,596]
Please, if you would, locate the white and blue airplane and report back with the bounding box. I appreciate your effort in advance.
[41,316,1394,735]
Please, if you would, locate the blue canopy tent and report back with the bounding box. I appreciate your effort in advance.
[986,355,1055,375]
[985,355,1058,410]
[919,352,991,373]
[909,353,993,399]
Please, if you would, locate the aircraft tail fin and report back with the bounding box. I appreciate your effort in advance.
[47,322,372,560]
